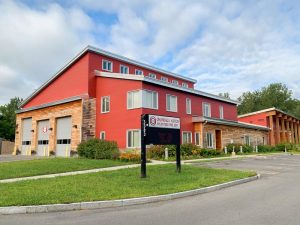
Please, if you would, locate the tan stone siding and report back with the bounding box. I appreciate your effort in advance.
[199,123,269,150]
[15,100,83,153]
[81,98,96,141]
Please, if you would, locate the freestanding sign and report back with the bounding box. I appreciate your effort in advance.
[141,114,181,178]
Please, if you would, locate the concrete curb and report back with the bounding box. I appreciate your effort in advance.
[0,174,260,215]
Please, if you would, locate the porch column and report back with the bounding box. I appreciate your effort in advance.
[286,120,291,143]
[275,116,280,144]
[269,115,275,146]
[281,117,286,143]
[291,120,295,144]
[294,121,299,144]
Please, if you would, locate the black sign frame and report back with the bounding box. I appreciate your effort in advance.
[141,114,181,178]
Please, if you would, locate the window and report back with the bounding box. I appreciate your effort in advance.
[148,73,156,79]
[135,69,143,75]
[161,77,168,82]
[172,80,179,85]
[202,102,211,117]
[166,94,177,112]
[102,60,112,72]
[186,98,191,114]
[142,90,158,109]
[127,90,158,109]
[101,96,110,113]
[244,135,251,145]
[206,132,214,148]
[182,83,188,88]
[100,131,105,140]
[182,132,192,144]
[195,132,201,146]
[127,130,140,148]
[219,105,224,119]
[120,65,129,74]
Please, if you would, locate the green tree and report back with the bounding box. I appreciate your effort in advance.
[0,97,23,141]
[238,83,300,118]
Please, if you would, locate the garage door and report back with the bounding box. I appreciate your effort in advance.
[56,116,72,157]
[21,118,32,155]
[37,120,50,156]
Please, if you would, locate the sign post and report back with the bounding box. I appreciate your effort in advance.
[141,114,181,178]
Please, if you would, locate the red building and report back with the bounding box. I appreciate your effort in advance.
[238,108,300,146]
[15,46,269,156]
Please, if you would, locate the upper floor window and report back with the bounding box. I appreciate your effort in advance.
[182,132,192,144]
[135,69,143,75]
[182,83,189,88]
[219,105,224,119]
[202,102,211,117]
[166,94,177,112]
[161,77,168,82]
[172,80,179,85]
[186,98,191,114]
[102,60,112,72]
[120,65,129,74]
[127,90,158,109]
[148,73,156,79]
[101,96,110,113]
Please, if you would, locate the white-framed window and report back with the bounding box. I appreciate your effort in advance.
[102,59,112,72]
[182,132,192,144]
[142,90,158,109]
[101,96,110,113]
[172,80,179,85]
[186,98,191,114]
[135,69,143,75]
[120,65,129,74]
[148,73,156,79]
[182,83,188,88]
[127,90,158,109]
[244,135,251,145]
[195,132,201,146]
[161,76,168,82]
[166,94,177,112]
[219,105,224,119]
[100,131,105,140]
[202,102,211,117]
[127,130,140,148]
[206,132,214,148]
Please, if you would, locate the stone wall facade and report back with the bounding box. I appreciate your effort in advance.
[82,98,96,141]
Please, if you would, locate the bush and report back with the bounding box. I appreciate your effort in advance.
[180,143,199,156]
[77,138,120,159]
[200,149,222,157]
[275,143,294,152]
[257,145,275,152]
[119,152,140,163]
[225,143,253,153]
[147,145,177,159]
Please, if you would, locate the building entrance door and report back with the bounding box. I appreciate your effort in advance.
[215,130,222,150]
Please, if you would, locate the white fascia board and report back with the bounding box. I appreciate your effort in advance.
[238,108,276,118]
[97,71,239,105]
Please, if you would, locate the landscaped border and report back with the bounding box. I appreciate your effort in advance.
[0,174,259,215]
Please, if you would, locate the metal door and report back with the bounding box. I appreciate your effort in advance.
[56,116,72,157]
[21,118,32,155]
[37,120,50,156]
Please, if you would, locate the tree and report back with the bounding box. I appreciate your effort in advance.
[0,97,23,141]
[238,83,300,118]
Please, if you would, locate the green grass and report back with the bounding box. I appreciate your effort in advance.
[0,164,255,207]
[0,158,132,180]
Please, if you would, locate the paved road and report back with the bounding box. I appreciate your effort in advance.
[1,154,300,225]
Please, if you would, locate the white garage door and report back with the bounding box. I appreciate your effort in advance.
[37,120,50,156]
[56,116,72,157]
[21,118,32,155]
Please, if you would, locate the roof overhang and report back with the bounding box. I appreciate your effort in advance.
[193,116,270,131]
[97,71,240,105]
[238,107,300,120]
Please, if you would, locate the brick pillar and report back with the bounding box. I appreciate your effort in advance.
[286,120,290,143]
[49,117,56,152]
[281,118,286,143]
[294,122,299,144]
[269,116,275,146]
[275,116,280,144]
[291,121,295,144]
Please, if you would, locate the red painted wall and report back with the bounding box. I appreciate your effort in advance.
[23,53,90,108]
[238,113,268,127]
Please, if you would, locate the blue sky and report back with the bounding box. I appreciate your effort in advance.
[0,0,300,105]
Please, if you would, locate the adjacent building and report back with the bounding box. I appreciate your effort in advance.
[15,46,269,156]
[238,108,300,146]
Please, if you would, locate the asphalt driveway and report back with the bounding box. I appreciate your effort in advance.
[1,154,300,225]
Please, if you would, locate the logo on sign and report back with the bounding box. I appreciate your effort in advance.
[150,116,156,126]
[42,127,48,133]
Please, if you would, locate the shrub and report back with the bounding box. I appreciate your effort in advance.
[180,143,199,156]
[147,145,164,159]
[257,145,275,152]
[225,143,253,153]
[77,138,120,159]
[119,152,140,163]
[200,148,222,157]
[275,143,294,152]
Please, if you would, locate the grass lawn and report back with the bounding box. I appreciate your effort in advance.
[0,158,132,180]
[0,164,255,207]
